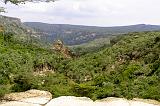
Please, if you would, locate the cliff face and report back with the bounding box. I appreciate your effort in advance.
[1,15,21,24]
[0,15,27,34]
[0,15,40,38]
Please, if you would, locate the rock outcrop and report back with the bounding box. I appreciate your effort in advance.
[53,40,73,58]
[0,90,160,106]
[0,25,4,32]
[0,15,41,38]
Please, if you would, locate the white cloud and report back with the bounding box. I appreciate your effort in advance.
[1,0,160,26]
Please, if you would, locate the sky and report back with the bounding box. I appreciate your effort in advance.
[0,0,160,27]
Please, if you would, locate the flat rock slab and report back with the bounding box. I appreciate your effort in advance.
[96,98,130,106]
[1,89,52,106]
[46,96,160,106]
[0,101,40,106]
[1,90,160,106]
[46,96,94,106]
[19,97,51,105]
[3,89,52,101]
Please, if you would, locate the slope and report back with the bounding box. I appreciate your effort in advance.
[58,31,160,100]
[24,22,160,45]
[0,16,160,101]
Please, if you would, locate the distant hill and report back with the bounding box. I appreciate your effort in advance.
[24,22,160,45]
[0,15,32,37]
[0,15,49,40]
[0,15,51,47]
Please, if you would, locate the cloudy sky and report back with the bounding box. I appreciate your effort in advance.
[0,0,160,26]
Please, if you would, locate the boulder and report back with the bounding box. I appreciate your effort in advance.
[1,89,52,106]
[0,101,40,106]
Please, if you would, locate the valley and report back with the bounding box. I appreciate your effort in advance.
[0,15,160,105]
[1,0,160,105]
[24,22,160,46]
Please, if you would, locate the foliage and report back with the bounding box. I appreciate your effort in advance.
[61,31,160,100]
[0,32,64,96]
[69,38,111,56]
[0,31,160,101]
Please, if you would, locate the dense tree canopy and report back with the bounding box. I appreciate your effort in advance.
[0,30,160,100]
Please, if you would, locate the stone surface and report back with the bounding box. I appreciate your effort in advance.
[96,98,130,106]
[19,97,51,105]
[1,90,160,106]
[0,101,40,106]
[46,96,160,106]
[45,96,93,106]
[1,89,52,106]
[3,89,52,101]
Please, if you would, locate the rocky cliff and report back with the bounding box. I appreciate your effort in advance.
[0,15,41,39]
[53,40,73,58]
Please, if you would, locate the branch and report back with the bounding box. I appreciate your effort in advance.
[4,0,55,4]
[0,7,5,13]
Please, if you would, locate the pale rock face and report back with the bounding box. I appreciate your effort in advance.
[0,89,52,106]
[0,101,40,106]
[3,89,52,101]
[46,96,160,106]
[46,96,93,106]
[0,90,160,106]
[96,98,130,106]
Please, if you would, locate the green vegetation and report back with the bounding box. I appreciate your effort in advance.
[0,32,65,97]
[69,37,111,56]
[0,31,160,101]
[65,31,160,100]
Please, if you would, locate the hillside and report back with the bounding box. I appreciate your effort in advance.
[0,14,159,102]
[0,30,160,101]
[0,15,53,47]
[0,32,66,97]
[69,37,111,56]
[0,15,34,38]
[64,31,160,100]
[24,22,160,45]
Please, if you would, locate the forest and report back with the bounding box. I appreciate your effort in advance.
[0,0,160,102]
[0,30,160,101]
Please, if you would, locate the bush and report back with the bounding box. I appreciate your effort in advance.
[12,74,33,92]
[72,83,96,98]
[0,85,10,98]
